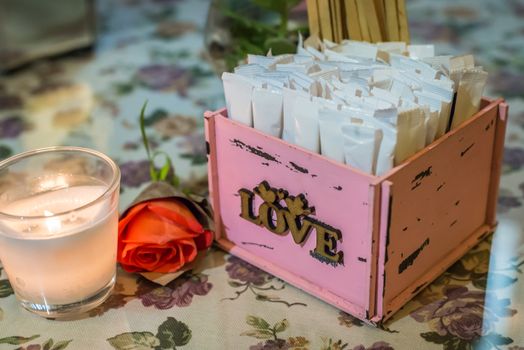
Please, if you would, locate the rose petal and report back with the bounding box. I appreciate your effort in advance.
[122,205,196,244]
[148,199,203,233]
[118,202,150,238]
[177,239,198,263]
[119,242,143,260]
[194,229,213,250]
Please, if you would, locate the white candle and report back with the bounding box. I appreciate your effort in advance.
[0,185,118,306]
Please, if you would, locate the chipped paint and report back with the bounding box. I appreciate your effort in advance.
[230,139,281,163]
[411,166,432,190]
[289,161,309,174]
[460,143,475,157]
[398,238,430,274]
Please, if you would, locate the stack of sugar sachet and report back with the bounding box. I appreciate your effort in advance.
[222,36,488,176]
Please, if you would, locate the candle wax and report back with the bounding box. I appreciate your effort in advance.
[0,185,118,305]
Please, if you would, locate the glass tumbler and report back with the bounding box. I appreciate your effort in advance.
[0,146,120,318]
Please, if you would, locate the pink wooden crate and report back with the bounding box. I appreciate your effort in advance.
[204,98,508,325]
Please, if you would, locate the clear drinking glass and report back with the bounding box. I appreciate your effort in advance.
[0,146,120,318]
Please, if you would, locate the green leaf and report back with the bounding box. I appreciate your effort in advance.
[107,332,159,350]
[172,174,180,188]
[143,109,169,127]
[149,164,158,182]
[151,151,173,182]
[0,335,39,345]
[0,279,14,298]
[246,316,270,330]
[0,145,13,161]
[252,0,286,13]
[114,83,135,96]
[273,319,289,333]
[482,332,513,345]
[180,153,207,166]
[51,340,73,350]
[43,338,54,350]
[139,101,152,159]
[263,37,296,55]
[156,317,191,348]
[240,329,274,340]
[420,332,449,344]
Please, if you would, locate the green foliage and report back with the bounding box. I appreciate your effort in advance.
[107,332,159,349]
[0,279,13,298]
[139,102,180,187]
[242,315,290,341]
[156,317,192,349]
[246,316,270,330]
[0,335,39,345]
[221,0,306,71]
[0,145,13,161]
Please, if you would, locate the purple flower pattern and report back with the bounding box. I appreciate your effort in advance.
[138,274,212,309]
[135,64,193,96]
[119,159,152,187]
[411,286,516,348]
[0,116,28,138]
[226,255,271,286]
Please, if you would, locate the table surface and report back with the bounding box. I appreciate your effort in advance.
[1,0,524,349]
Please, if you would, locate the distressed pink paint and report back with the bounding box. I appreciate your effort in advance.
[204,98,508,325]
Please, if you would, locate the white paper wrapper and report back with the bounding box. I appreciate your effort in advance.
[282,87,310,144]
[222,72,260,126]
[252,86,283,138]
[292,94,320,152]
[342,123,382,175]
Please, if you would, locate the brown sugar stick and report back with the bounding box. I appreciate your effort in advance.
[374,0,387,41]
[306,0,321,36]
[397,0,410,43]
[318,0,334,41]
[344,0,362,40]
[384,0,399,41]
[329,0,339,42]
[363,0,383,42]
[355,0,371,42]
[334,0,344,42]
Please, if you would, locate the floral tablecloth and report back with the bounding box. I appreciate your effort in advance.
[1,0,524,349]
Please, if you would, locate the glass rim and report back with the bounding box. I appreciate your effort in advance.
[0,146,120,220]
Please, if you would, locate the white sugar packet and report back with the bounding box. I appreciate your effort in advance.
[377,42,407,55]
[334,41,379,60]
[423,55,453,77]
[340,105,397,175]
[292,94,320,152]
[408,45,435,59]
[235,64,268,77]
[247,55,278,68]
[282,87,311,143]
[222,72,261,126]
[252,85,284,138]
[318,107,351,163]
[342,123,383,175]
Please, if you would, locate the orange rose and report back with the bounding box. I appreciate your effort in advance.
[117,198,213,273]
